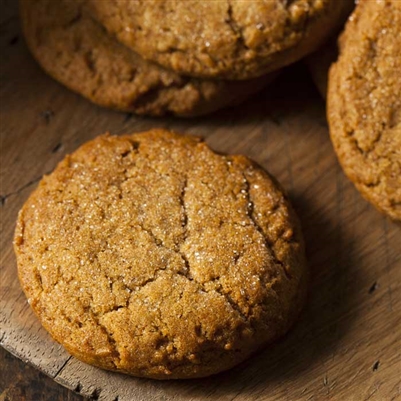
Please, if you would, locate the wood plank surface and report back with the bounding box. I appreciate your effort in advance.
[1,1,400,400]
[0,345,83,401]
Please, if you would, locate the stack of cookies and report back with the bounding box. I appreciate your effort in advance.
[20,0,353,117]
[14,0,400,383]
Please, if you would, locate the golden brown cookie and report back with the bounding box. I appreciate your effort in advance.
[20,0,272,117]
[14,129,307,379]
[327,0,401,221]
[89,0,354,80]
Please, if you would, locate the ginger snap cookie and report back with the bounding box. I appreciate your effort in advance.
[327,0,401,221]
[89,0,354,80]
[20,0,272,117]
[14,129,307,379]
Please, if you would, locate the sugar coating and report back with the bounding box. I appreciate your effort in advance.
[14,130,307,379]
[19,0,271,117]
[328,0,401,221]
[89,0,354,80]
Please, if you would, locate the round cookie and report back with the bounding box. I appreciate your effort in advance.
[89,0,354,80]
[14,129,307,379]
[20,0,272,117]
[327,0,401,221]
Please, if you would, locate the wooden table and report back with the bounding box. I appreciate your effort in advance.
[1,1,400,400]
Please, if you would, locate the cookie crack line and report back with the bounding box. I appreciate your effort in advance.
[225,0,250,52]
[177,177,193,280]
[214,286,249,322]
[346,118,393,157]
[122,161,193,283]
[122,152,192,257]
[242,172,293,281]
[129,79,190,111]
[176,168,253,322]
[338,24,399,157]
[89,309,121,368]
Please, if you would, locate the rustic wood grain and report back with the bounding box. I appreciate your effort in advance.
[0,345,84,401]
[0,1,400,400]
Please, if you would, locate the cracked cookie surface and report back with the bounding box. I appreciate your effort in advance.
[327,0,401,221]
[88,0,353,80]
[14,129,307,379]
[20,0,272,117]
